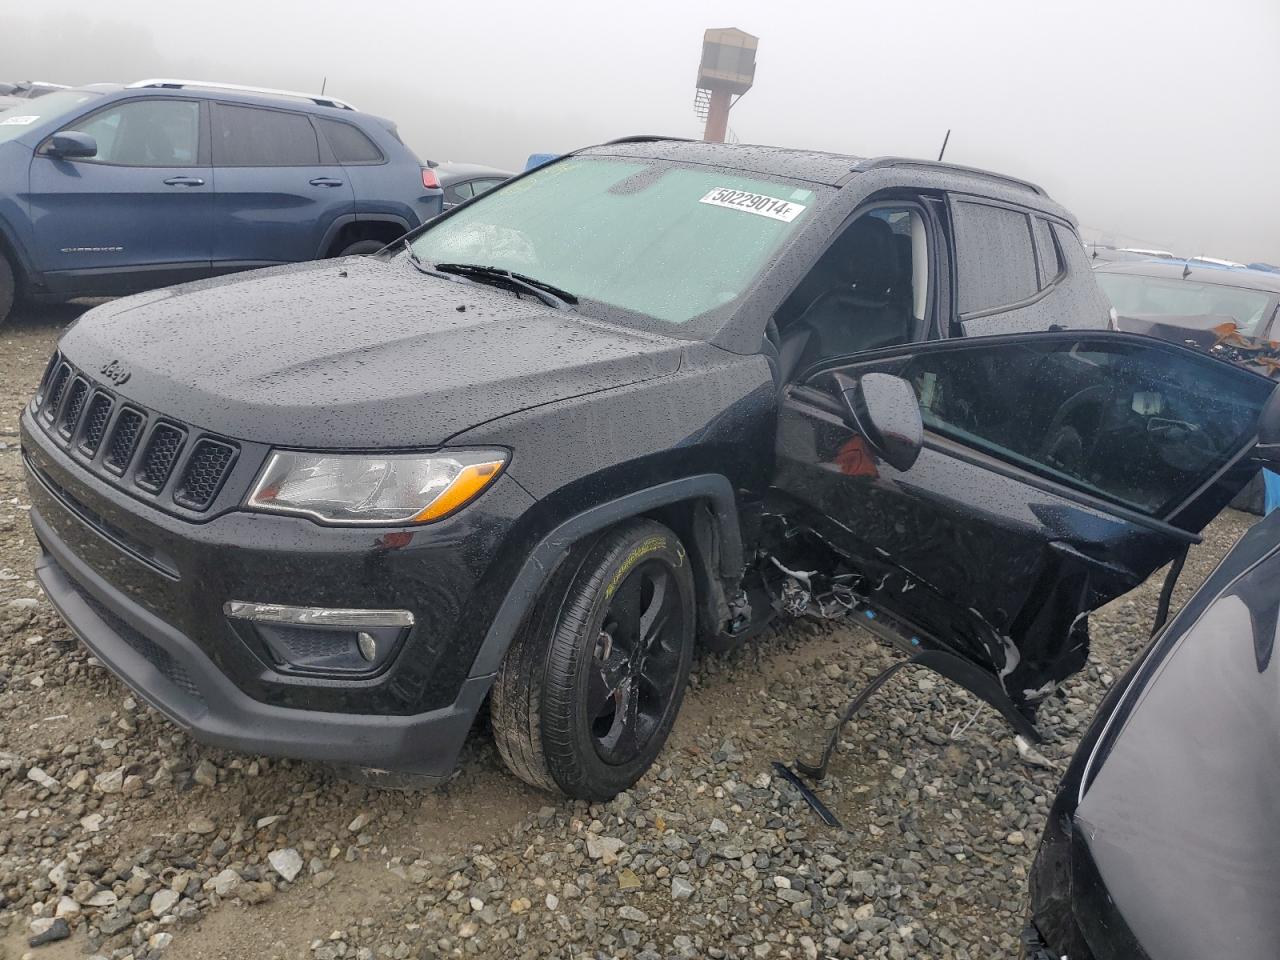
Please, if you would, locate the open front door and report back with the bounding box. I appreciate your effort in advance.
[773,331,1276,717]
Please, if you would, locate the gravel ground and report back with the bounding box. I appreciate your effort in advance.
[0,303,1257,960]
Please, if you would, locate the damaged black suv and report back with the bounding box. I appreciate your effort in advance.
[21,138,1278,799]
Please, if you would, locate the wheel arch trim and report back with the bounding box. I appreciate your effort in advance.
[466,474,743,679]
[0,216,36,288]
[318,213,412,257]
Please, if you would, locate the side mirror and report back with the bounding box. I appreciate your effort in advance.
[833,372,923,472]
[44,131,97,160]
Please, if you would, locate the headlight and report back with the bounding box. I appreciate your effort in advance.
[245,449,507,525]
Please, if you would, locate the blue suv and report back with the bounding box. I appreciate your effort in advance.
[0,79,443,324]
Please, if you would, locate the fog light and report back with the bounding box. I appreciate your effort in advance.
[223,602,414,628]
[224,601,411,676]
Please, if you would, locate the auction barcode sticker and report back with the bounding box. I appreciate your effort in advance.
[699,187,806,223]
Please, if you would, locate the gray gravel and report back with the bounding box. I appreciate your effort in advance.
[0,305,1257,959]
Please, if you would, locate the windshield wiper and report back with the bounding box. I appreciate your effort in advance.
[403,242,469,285]
[433,262,578,311]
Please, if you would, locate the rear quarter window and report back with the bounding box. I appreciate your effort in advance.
[952,200,1039,315]
[317,118,384,164]
[1031,217,1064,287]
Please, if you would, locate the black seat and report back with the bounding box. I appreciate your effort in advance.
[778,217,914,380]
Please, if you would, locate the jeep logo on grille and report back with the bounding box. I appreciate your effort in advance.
[100,359,131,386]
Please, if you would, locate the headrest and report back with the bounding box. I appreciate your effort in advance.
[839,216,898,290]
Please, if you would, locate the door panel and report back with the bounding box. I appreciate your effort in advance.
[774,331,1276,712]
[29,97,212,291]
[210,103,354,266]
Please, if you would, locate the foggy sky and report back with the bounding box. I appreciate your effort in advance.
[4,0,1277,263]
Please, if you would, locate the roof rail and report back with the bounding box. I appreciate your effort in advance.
[850,157,1046,196]
[602,135,695,145]
[126,79,357,111]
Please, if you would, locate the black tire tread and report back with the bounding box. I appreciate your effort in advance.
[489,566,566,792]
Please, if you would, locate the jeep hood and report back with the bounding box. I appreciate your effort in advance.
[56,257,684,448]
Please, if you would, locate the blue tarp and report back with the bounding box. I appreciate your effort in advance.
[1265,469,1280,515]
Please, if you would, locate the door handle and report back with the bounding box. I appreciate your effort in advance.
[163,176,205,186]
[309,177,345,187]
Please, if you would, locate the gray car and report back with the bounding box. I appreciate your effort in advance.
[427,161,513,210]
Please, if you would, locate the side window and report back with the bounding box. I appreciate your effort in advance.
[776,203,931,375]
[213,105,320,166]
[472,178,504,197]
[316,118,383,164]
[1031,217,1064,287]
[65,99,200,166]
[951,201,1038,315]
[895,337,1271,516]
[450,181,475,202]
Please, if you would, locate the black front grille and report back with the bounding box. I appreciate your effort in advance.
[57,377,90,440]
[78,392,114,456]
[41,363,71,422]
[174,439,237,511]
[103,408,145,475]
[35,351,60,407]
[31,352,240,516]
[136,423,186,492]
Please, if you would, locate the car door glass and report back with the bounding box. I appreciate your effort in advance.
[775,205,929,377]
[68,99,200,166]
[952,201,1038,314]
[896,337,1272,516]
[213,105,320,166]
[471,178,503,197]
[453,181,475,202]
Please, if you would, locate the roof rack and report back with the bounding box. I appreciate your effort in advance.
[126,79,357,111]
[850,157,1046,196]
[602,135,695,145]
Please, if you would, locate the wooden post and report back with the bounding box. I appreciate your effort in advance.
[703,88,731,143]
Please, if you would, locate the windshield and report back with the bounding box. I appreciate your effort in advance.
[1097,271,1275,335]
[0,89,101,145]
[408,156,822,326]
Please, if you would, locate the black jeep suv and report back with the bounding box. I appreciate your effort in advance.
[20,139,1278,799]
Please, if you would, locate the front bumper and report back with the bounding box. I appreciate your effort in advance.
[21,404,538,779]
[34,510,489,779]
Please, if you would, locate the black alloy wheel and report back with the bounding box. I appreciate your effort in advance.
[588,557,687,765]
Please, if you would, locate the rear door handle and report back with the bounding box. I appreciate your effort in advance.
[309,177,344,187]
[163,176,205,186]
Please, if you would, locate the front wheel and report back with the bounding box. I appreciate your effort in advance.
[491,519,695,800]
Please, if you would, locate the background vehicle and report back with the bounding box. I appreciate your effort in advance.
[0,78,444,325]
[0,80,69,111]
[1097,259,1280,513]
[1097,259,1280,366]
[21,140,1274,800]
[1023,477,1280,960]
[1086,243,1153,264]
[428,161,514,210]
